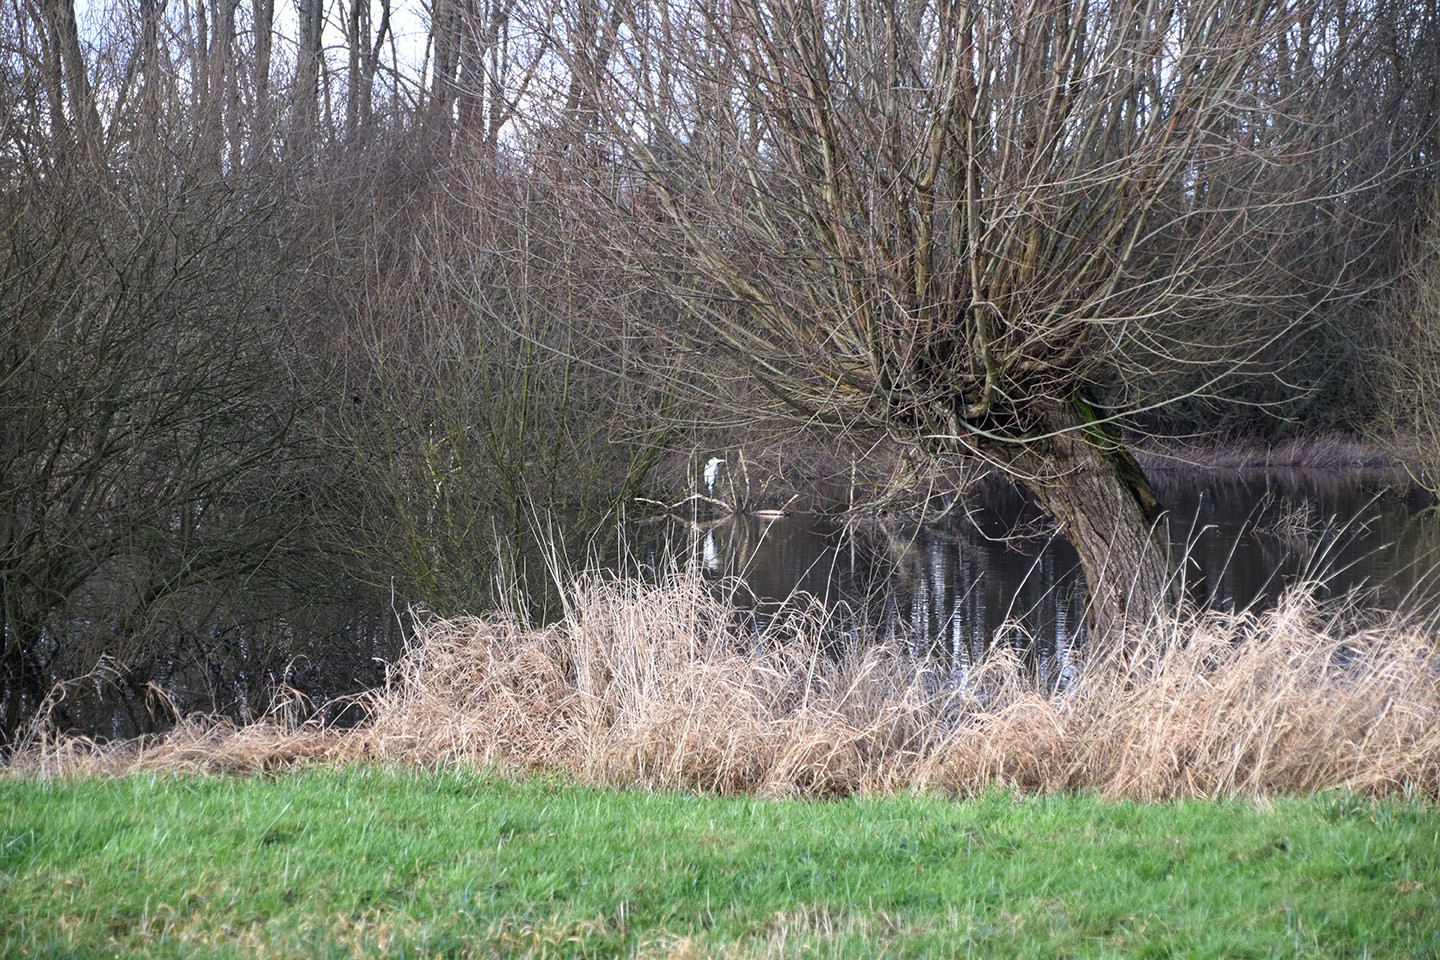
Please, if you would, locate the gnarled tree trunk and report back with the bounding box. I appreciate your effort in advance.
[994,402,1177,649]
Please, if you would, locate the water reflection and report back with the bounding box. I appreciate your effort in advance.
[12,472,1434,745]
[688,472,1438,683]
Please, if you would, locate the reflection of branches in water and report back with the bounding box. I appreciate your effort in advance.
[1251,491,1330,548]
[677,479,1436,703]
[838,516,1083,692]
[0,597,401,749]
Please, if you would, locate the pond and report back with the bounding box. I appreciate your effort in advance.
[684,471,1439,686]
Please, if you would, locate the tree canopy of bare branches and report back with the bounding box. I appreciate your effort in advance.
[554,0,1434,643]
[0,0,1435,738]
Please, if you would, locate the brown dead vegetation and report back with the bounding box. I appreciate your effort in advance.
[11,575,1440,801]
[1135,434,1407,474]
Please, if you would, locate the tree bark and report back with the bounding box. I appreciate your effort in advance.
[996,402,1177,653]
[202,0,240,169]
[40,0,99,155]
[252,0,275,140]
[294,0,324,142]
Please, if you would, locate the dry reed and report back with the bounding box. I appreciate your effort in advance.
[1136,434,1403,473]
[10,574,1440,800]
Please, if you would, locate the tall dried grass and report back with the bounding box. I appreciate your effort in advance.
[11,574,1440,800]
[1136,433,1402,473]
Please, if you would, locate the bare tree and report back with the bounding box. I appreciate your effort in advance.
[0,2,347,739]
[1194,0,1440,438]
[252,0,273,113]
[422,0,550,152]
[309,159,673,621]
[344,0,392,133]
[293,0,325,137]
[0,159,313,738]
[19,0,101,155]
[556,0,1409,644]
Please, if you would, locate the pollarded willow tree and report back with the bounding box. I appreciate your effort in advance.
[562,0,1410,644]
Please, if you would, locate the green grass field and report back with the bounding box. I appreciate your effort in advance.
[3,766,1438,958]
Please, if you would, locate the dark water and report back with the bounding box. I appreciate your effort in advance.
[11,471,1435,744]
[686,472,1438,684]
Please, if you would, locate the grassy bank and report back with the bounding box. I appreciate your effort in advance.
[3,766,1438,958]
[9,574,1440,957]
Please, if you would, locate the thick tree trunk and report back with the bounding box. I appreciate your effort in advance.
[42,0,99,155]
[997,402,1178,654]
[294,0,324,140]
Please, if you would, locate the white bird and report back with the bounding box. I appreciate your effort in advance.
[704,457,725,495]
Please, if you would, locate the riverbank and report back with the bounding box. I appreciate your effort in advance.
[4,767,1437,958]
[9,571,1440,956]
[14,573,1440,800]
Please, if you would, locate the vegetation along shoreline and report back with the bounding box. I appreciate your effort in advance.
[6,0,1440,954]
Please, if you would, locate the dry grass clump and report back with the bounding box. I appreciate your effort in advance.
[11,574,1440,800]
[10,694,353,779]
[359,575,963,797]
[917,596,1440,800]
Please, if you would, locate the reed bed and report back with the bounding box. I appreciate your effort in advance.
[12,574,1440,800]
[1135,433,1403,473]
